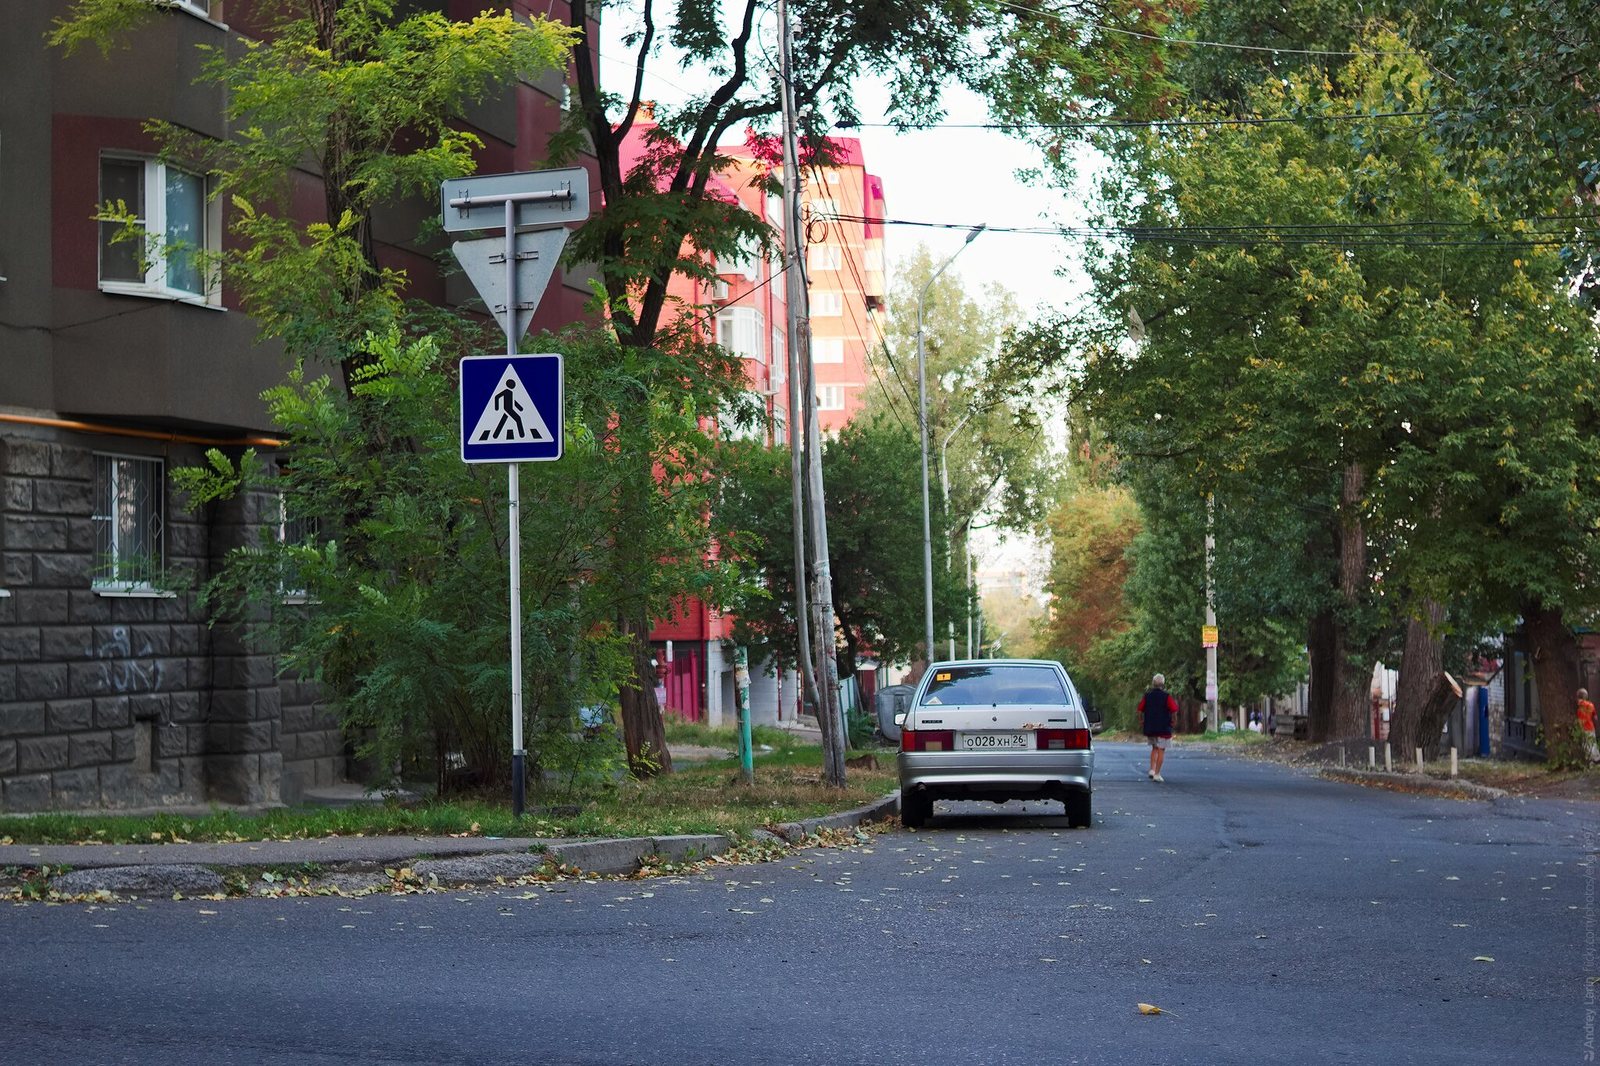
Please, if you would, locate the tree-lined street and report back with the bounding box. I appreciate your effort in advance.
[3,743,1588,1064]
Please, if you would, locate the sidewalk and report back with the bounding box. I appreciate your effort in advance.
[0,726,896,900]
[0,792,899,900]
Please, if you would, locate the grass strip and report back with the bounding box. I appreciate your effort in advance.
[0,744,898,846]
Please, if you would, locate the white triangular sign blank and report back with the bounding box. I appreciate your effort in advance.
[467,363,555,445]
[451,228,570,341]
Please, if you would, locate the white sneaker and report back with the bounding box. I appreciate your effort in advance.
[1154,773,1165,782]
[1148,770,1155,780]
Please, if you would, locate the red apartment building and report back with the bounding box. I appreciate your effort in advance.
[633,126,889,726]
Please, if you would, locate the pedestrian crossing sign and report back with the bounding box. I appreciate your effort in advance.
[459,354,563,463]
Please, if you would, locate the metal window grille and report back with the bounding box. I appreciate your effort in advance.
[92,454,164,589]
[276,491,319,596]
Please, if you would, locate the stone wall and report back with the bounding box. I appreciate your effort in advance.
[0,430,331,812]
[279,673,343,805]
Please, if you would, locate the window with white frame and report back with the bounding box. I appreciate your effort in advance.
[816,385,846,411]
[718,396,763,442]
[99,155,216,301]
[715,306,765,360]
[812,337,845,363]
[171,0,214,17]
[811,290,843,317]
[770,328,786,386]
[92,454,164,591]
[809,245,843,271]
[772,406,787,446]
[275,490,320,599]
[824,170,841,185]
[806,197,838,220]
[765,190,783,226]
[720,239,761,282]
[864,248,885,273]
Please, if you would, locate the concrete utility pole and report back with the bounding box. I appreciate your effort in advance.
[779,0,846,784]
[1205,493,1219,732]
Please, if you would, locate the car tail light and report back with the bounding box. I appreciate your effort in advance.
[902,729,955,753]
[1036,728,1090,751]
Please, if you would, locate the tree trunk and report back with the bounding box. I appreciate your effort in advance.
[1389,599,1446,759]
[1328,462,1370,740]
[617,614,673,778]
[1522,596,1583,764]
[1415,671,1463,762]
[1307,608,1337,741]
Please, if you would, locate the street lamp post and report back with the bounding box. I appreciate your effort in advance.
[918,225,985,664]
[939,410,973,661]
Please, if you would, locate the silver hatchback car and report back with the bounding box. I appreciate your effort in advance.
[897,659,1097,828]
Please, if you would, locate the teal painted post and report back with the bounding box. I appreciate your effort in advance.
[736,647,754,784]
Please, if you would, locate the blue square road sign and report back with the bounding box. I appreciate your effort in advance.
[460,354,563,463]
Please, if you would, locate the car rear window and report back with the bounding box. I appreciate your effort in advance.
[919,665,1071,706]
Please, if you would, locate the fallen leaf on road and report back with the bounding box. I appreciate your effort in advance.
[1472,956,1494,963]
[1137,1003,1178,1017]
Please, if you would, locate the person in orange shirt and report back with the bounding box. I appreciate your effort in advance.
[1577,688,1598,764]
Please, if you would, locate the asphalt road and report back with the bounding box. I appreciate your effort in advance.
[3,741,1593,1065]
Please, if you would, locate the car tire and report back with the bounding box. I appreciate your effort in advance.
[1065,790,1092,828]
[901,791,931,829]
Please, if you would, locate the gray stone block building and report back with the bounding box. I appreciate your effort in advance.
[1,0,594,812]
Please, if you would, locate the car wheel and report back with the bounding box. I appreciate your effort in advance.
[1065,790,1092,828]
[901,791,931,829]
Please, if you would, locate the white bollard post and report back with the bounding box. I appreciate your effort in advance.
[1450,747,1458,778]
[1339,748,1346,769]
[1416,747,1424,773]
[1368,746,1376,769]
[1384,743,1392,772]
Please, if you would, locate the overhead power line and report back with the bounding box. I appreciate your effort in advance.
[984,0,1415,59]
[842,110,1438,132]
[823,212,1585,249]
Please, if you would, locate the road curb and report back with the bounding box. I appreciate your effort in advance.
[1319,767,1509,801]
[10,799,897,899]
[765,792,900,843]
[543,834,733,875]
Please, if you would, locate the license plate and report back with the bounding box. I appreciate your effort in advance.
[957,731,1031,751]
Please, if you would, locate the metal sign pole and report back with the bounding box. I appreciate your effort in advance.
[505,197,525,819]
[445,168,590,820]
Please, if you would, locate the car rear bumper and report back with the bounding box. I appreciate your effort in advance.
[899,750,1093,798]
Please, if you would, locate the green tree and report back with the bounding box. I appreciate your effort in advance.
[715,416,964,683]
[866,245,1060,657]
[53,1,751,785]
[1031,34,1599,748]
[54,0,575,385]
[1426,1,1599,305]
[176,325,734,790]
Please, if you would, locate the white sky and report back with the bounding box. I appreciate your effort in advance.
[847,79,1092,316]
[593,20,1091,312]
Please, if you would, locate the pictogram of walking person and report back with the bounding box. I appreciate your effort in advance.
[487,378,528,440]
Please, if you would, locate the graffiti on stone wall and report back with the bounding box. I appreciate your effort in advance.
[86,626,165,694]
